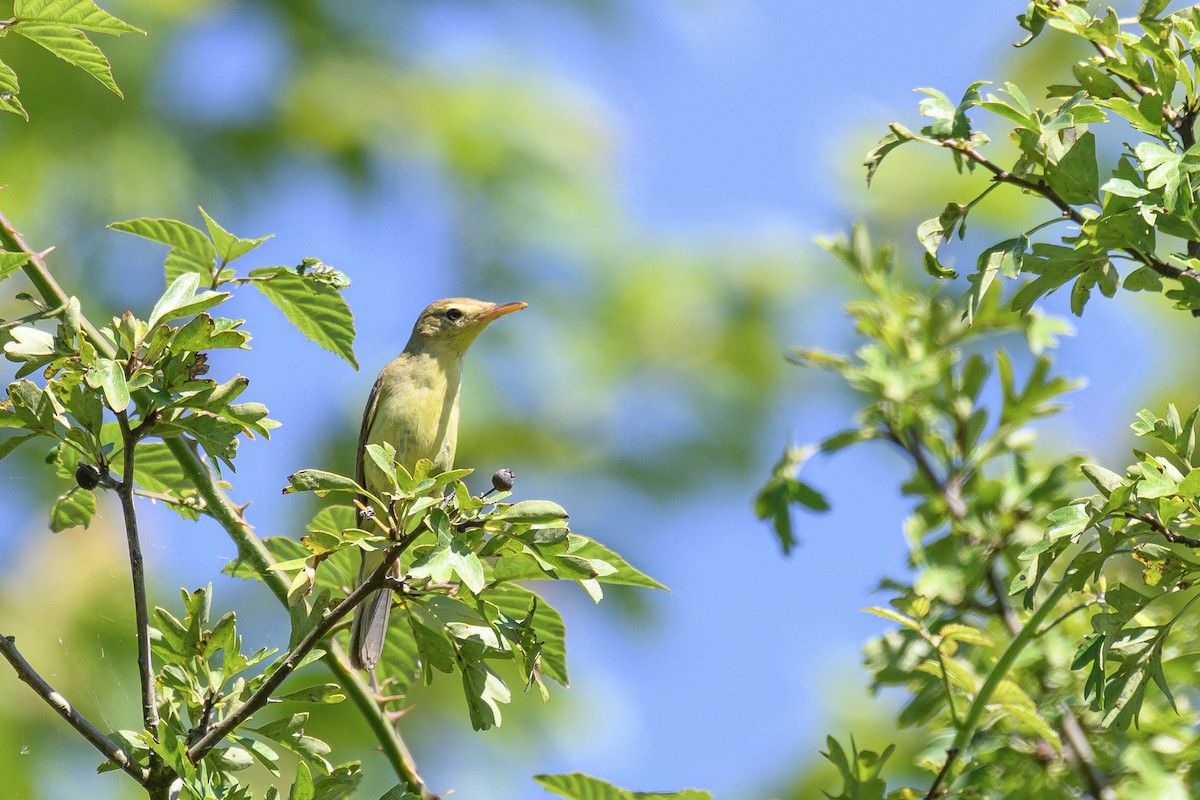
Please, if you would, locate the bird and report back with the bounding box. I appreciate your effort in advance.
[349,297,527,670]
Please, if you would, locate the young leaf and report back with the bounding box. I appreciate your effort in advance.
[198,207,272,264]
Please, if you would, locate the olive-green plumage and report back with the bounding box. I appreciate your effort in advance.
[349,297,525,670]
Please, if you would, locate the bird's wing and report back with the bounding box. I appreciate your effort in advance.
[355,369,386,506]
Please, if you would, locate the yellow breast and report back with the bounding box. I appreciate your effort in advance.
[363,351,461,496]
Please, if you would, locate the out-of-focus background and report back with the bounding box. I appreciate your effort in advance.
[0,2,1185,798]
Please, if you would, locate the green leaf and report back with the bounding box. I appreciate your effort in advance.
[289,759,315,800]
[494,499,569,526]
[198,207,272,264]
[249,266,357,368]
[1081,463,1125,496]
[1178,468,1200,498]
[0,252,31,281]
[276,684,346,704]
[12,22,123,96]
[1047,131,1099,204]
[0,433,38,462]
[376,787,421,800]
[85,358,130,412]
[460,659,510,731]
[283,469,366,497]
[1046,503,1090,539]
[487,584,569,686]
[409,509,486,595]
[533,772,712,800]
[862,606,922,632]
[14,0,142,33]
[108,218,216,285]
[863,127,913,186]
[1136,460,1178,499]
[0,59,28,120]
[49,486,96,532]
[147,273,228,328]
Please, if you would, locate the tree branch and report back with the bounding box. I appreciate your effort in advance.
[188,537,412,762]
[1122,510,1200,548]
[889,424,1115,800]
[115,411,159,741]
[0,210,434,798]
[0,634,149,785]
[937,140,1199,282]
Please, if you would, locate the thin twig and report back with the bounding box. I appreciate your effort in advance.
[115,411,159,742]
[923,747,959,800]
[0,634,149,784]
[937,140,1199,282]
[1121,510,1200,547]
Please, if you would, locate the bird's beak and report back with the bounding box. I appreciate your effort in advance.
[474,301,528,322]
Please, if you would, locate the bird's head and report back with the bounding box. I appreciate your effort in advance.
[407,297,527,356]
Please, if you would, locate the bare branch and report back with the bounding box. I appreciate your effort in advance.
[0,634,149,785]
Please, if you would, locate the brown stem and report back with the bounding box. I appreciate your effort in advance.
[938,140,1199,282]
[188,535,414,763]
[115,411,160,744]
[923,747,959,800]
[0,634,149,785]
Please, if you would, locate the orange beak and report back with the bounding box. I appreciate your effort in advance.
[474,301,527,322]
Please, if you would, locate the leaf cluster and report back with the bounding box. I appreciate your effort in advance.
[252,448,664,734]
[0,0,142,119]
[868,1,1200,320]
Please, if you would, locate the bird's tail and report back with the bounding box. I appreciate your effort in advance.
[349,547,393,670]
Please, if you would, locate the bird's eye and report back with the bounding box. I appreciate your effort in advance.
[445,308,464,322]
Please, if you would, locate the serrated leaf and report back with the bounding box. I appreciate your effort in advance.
[14,0,142,33]
[0,59,28,120]
[249,266,357,368]
[533,772,712,800]
[12,22,123,96]
[108,217,216,284]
